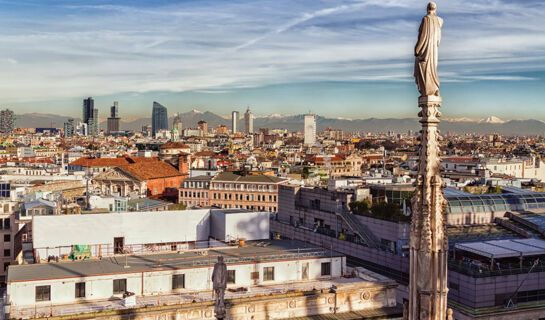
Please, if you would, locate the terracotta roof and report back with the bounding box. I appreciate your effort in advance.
[118,161,184,180]
[194,150,216,157]
[70,157,132,167]
[160,142,190,149]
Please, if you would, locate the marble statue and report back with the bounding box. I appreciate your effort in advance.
[414,2,443,97]
[212,255,227,320]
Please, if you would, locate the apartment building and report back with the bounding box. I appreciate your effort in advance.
[209,171,288,212]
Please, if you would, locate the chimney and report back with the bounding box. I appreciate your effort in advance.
[178,153,190,176]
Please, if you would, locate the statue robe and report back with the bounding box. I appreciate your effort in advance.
[414,13,443,96]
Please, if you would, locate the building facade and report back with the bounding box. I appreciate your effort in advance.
[232,111,239,134]
[179,175,212,208]
[63,118,75,138]
[106,101,120,134]
[210,171,287,211]
[304,114,316,146]
[244,107,254,134]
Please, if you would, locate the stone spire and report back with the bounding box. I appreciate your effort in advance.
[407,2,449,320]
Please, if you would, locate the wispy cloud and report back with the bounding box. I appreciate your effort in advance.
[0,0,543,105]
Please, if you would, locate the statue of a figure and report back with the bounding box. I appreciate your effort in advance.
[414,2,443,97]
[212,255,227,319]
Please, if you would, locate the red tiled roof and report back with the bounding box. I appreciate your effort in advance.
[118,161,184,180]
[70,157,132,167]
[160,142,190,149]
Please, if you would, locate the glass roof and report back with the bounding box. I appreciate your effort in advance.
[445,192,545,214]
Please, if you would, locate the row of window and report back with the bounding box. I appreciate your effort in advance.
[212,193,277,202]
[214,203,277,211]
[183,182,210,189]
[181,191,208,199]
[33,263,333,302]
[212,183,276,192]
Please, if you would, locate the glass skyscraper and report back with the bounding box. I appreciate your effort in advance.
[152,101,168,137]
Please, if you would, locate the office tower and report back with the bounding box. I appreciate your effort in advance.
[152,101,168,137]
[231,111,239,133]
[82,97,99,136]
[173,113,183,133]
[88,107,99,136]
[197,120,207,134]
[82,97,94,124]
[63,118,75,138]
[244,107,254,134]
[304,114,316,146]
[0,109,15,133]
[107,101,121,134]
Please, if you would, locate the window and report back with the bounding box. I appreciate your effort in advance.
[321,262,331,276]
[75,282,85,298]
[263,267,275,281]
[227,270,236,284]
[4,234,10,242]
[3,262,9,271]
[4,249,10,257]
[172,274,185,289]
[36,285,51,302]
[250,272,259,280]
[113,279,127,294]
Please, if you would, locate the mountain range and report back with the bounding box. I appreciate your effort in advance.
[14,111,545,136]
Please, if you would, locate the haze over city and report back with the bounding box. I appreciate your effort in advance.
[1,0,544,120]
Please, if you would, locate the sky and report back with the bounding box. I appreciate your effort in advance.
[1,0,544,120]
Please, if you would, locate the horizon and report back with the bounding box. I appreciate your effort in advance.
[1,0,544,120]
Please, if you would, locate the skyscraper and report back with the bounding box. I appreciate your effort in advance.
[152,101,168,137]
[304,114,316,146]
[0,109,15,133]
[244,107,254,134]
[82,97,99,136]
[107,101,120,134]
[63,118,75,138]
[231,111,239,134]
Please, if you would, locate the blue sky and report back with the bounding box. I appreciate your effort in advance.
[1,0,544,120]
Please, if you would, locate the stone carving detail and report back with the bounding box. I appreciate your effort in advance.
[407,4,448,320]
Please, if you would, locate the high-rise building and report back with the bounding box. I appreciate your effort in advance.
[172,113,183,132]
[63,118,75,138]
[0,109,15,133]
[152,101,168,137]
[82,97,99,136]
[197,120,207,134]
[231,111,239,134]
[244,107,254,134]
[82,97,94,124]
[304,114,316,146]
[107,101,120,134]
[88,108,99,136]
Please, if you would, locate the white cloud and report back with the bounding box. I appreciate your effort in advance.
[0,0,543,103]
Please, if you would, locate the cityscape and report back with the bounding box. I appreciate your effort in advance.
[1,1,545,320]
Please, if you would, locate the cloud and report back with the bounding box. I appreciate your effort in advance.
[0,0,544,104]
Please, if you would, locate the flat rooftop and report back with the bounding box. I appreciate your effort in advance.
[8,240,343,283]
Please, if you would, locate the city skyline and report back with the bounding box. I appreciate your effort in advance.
[1,0,544,120]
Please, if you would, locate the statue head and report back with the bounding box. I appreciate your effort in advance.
[427,2,437,14]
[217,254,224,263]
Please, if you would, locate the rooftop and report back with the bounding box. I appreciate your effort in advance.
[118,161,183,180]
[213,171,287,184]
[8,240,342,283]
